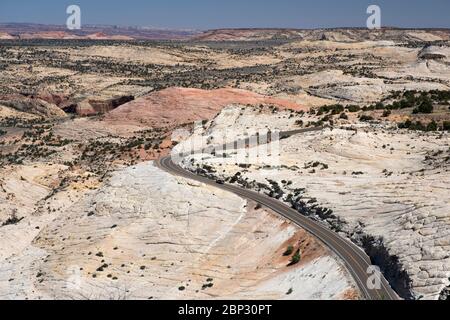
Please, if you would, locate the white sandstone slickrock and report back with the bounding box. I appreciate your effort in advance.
[177,106,450,300]
[0,162,358,300]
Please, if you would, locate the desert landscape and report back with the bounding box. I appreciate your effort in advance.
[0,25,449,300]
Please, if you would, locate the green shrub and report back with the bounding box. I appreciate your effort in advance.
[398,119,412,129]
[346,105,361,113]
[443,121,450,131]
[362,105,375,111]
[295,120,304,126]
[399,120,442,132]
[375,102,385,110]
[360,115,374,122]
[413,98,433,114]
[390,101,400,110]
[382,110,391,117]
[409,121,426,131]
[426,121,438,132]
[317,104,344,115]
[289,250,301,266]
[399,99,410,109]
[283,245,294,256]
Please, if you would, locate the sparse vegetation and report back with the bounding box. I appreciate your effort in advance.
[398,119,445,132]
[289,250,301,266]
[305,161,328,170]
[1,211,23,227]
[359,115,374,122]
[339,112,349,120]
[1,32,450,301]
[346,105,361,113]
[413,98,434,114]
[283,245,294,256]
[443,121,450,131]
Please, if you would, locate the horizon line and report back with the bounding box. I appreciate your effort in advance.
[1,22,450,32]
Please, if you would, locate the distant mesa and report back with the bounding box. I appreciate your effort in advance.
[0,32,15,39]
[1,24,450,42]
[192,28,304,41]
[0,23,200,41]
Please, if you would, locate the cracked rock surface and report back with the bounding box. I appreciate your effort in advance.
[0,163,357,300]
[178,108,450,300]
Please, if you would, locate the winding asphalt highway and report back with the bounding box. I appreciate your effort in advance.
[155,128,400,300]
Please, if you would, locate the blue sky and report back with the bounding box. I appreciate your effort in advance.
[0,0,449,29]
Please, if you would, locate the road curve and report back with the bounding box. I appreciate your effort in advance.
[155,127,400,300]
[156,156,399,300]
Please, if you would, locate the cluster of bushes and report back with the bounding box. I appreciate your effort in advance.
[22,128,73,147]
[0,117,44,128]
[398,120,450,132]
[289,250,302,266]
[1,142,57,166]
[427,90,450,103]
[359,115,375,122]
[295,119,304,126]
[365,90,450,114]
[346,105,361,113]
[382,110,392,117]
[1,211,23,226]
[283,245,294,256]
[201,278,214,290]
[305,120,325,128]
[266,179,284,199]
[444,121,450,131]
[308,103,373,119]
[304,161,328,170]
[309,90,449,124]
[283,245,301,266]
[412,98,433,114]
[315,104,345,116]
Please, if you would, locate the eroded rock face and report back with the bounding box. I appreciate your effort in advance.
[0,163,357,300]
[0,95,67,119]
[75,96,135,117]
[31,92,71,108]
